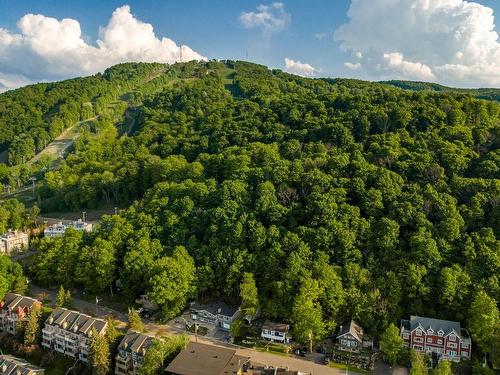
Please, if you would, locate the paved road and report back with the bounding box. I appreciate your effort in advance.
[29,285,127,322]
[29,284,361,374]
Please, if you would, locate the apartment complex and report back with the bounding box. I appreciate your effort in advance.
[44,219,93,238]
[0,230,28,254]
[41,308,107,363]
[401,316,471,362]
[115,331,155,375]
[0,355,44,375]
[0,293,41,335]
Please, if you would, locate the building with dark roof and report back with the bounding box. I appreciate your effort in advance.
[115,331,155,375]
[400,316,471,362]
[261,321,291,343]
[0,293,41,335]
[0,355,44,375]
[165,342,250,375]
[190,301,240,331]
[336,320,365,351]
[41,308,107,364]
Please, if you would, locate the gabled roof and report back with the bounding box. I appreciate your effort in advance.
[409,316,462,338]
[1,293,40,311]
[190,301,238,318]
[46,307,107,336]
[165,342,249,375]
[337,320,364,343]
[262,321,289,333]
[118,331,154,354]
[0,355,44,375]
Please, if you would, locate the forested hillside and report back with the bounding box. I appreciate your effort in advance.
[1,61,499,354]
[0,63,168,166]
[381,80,500,102]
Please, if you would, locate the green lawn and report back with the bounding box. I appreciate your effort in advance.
[329,361,372,374]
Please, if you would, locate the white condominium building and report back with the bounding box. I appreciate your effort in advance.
[42,308,107,363]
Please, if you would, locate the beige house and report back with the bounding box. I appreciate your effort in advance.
[115,331,155,375]
[0,293,41,335]
[0,230,28,254]
[0,355,44,375]
[41,308,107,364]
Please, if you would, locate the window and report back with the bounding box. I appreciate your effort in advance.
[449,334,456,341]
[461,351,468,357]
[462,343,468,349]
[427,329,433,335]
[414,337,423,343]
[447,350,457,357]
[427,338,433,343]
[448,343,457,349]
[403,333,409,339]
[438,330,444,336]
[437,339,443,345]
[415,329,422,336]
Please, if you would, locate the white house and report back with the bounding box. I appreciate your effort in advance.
[42,308,107,364]
[44,219,93,238]
[261,321,291,343]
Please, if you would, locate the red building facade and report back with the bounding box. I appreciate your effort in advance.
[400,316,471,362]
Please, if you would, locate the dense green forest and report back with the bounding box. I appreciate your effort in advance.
[381,80,500,102]
[1,61,498,363]
[0,63,170,166]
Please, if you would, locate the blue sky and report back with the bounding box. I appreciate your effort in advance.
[1,0,500,89]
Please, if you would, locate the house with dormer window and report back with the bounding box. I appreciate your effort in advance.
[0,293,41,335]
[400,316,471,362]
[41,308,107,364]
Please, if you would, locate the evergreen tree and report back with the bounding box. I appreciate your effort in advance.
[128,308,144,332]
[89,327,110,375]
[55,285,66,308]
[432,360,452,375]
[410,350,428,375]
[24,304,42,346]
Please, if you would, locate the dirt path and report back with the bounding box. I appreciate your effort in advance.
[28,117,97,165]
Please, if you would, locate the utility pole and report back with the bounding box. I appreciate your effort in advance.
[309,330,313,353]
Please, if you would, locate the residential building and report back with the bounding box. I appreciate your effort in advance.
[0,231,28,254]
[0,355,44,375]
[261,321,291,343]
[41,308,107,364]
[336,320,366,351]
[400,316,471,362]
[165,342,250,375]
[44,219,93,238]
[0,293,41,335]
[115,331,155,375]
[190,301,240,331]
[249,367,309,375]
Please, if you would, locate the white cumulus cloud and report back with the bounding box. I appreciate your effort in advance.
[334,0,500,87]
[0,5,206,91]
[344,62,361,70]
[284,58,316,77]
[240,2,291,35]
